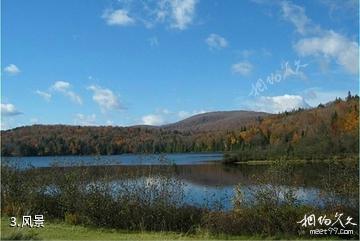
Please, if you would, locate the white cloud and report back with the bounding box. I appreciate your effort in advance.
[102,0,197,30]
[178,110,190,119]
[232,61,253,76]
[141,108,171,125]
[251,94,310,113]
[279,1,359,75]
[4,64,20,75]
[205,34,228,49]
[66,92,83,105]
[178,109,206,119]
[74,113,97,126]
[302,89,350,106]
[106,120,114,126]
[141,114,165,125]
[102,9,135,26]
[140,108,206,126]
[295,31,359,74]
[151,0,197,30]
[319,0,359,20]
[169,0,197,30]
[1,103,22,116]
[280,1,318,35]
[35,90,52,101]
[51,81,82,104]
[52,81,70,91]
[87,85,123,112]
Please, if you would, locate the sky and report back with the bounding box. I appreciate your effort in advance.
[1,0,359,129]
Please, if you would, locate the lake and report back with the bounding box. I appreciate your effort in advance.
[3,153,224,167]
[2,153,355,210]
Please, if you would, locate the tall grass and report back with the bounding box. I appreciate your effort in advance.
[1,158,358,239]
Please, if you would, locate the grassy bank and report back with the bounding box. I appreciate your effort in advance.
[1,217,303,240]
[230,157,358,165]
[222,153,358,165]
[2,217,186,240]
[1,216,195,240]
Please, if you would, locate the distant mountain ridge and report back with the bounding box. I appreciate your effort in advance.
[1,110,270,156]
[1,96,358,157]
[163,110,270,132]
[5,110,269,132]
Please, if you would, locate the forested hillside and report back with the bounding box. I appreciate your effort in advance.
[1,95,358,159]
[163,110,269,132]
[224,94,359,161]
[0,110,268,156]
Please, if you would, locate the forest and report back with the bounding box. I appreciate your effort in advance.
[1,94,358,161]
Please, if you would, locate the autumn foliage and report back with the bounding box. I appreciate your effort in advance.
[1,95,358,160]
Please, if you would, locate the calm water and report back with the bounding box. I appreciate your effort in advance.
[2,153,350,210]
[3,153,223,167]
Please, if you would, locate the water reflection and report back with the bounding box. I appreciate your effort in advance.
[4,154,357,211]
[3,153,224,167]
[32,162,345,210]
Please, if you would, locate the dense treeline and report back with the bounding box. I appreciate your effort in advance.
[1,94,358,159]
[1,125,227,156]
[225,94,359,162]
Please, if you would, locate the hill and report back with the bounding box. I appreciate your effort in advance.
[164,111,269,132]
[1,95,358,159]
[1,110,267,156]
[224,95,359,162]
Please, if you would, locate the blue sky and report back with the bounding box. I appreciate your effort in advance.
[2,0,359,129]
